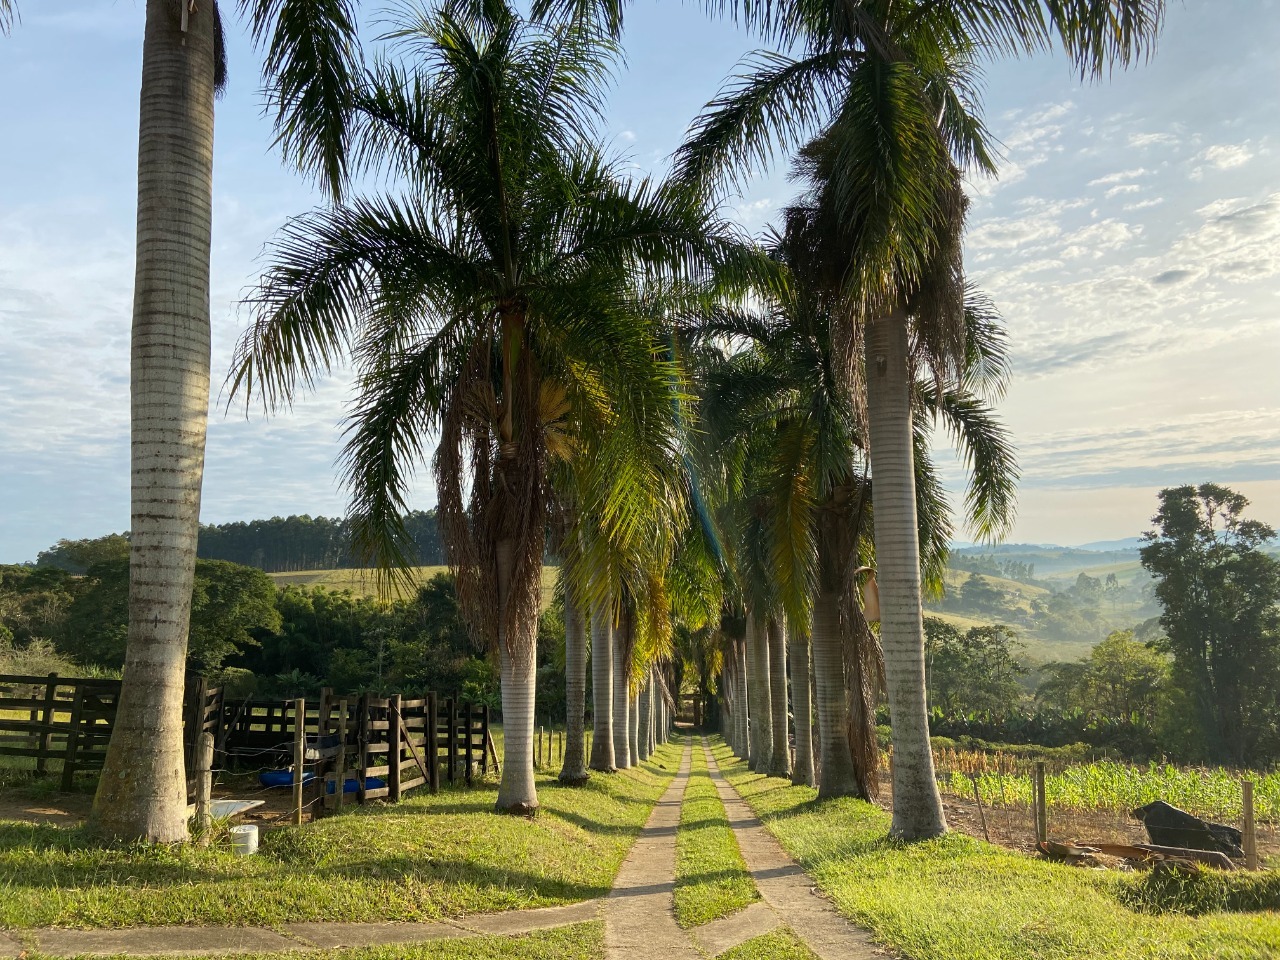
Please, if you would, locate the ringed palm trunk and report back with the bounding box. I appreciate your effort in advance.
[91,0,217,842]
[789,629,816,787]
[647,671,657,753]
[589,590,614,771]
[637,675,651,761]
[767,617,791,778]
[629,688,641,762]
[612,613,631,768]
[559,588,588,783]
[736,638,750,759]
[865,310,946,839]
[495,540,538,812]
[813,591,861,798]
[747,615,772,772]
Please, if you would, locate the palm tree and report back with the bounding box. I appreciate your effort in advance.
[679,0,1162,839]
[5,0,359,841]
[229,0,769,812]
[691,224,1018,802]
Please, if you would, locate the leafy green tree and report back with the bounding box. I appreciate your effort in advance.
[1141,483,1280,764]
[0,565,77,645]
[1085,629,1168,722]
[924,618,1025,715]
[36,535,131,574]
[61,560,281,674]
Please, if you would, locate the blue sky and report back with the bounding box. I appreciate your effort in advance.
[1,0,1278,563]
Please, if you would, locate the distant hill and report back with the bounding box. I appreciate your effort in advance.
[1075,537,1146,552]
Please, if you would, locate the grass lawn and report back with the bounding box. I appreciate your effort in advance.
[0,743,682,929]
[672,739,757,927]
[710,738,1280,960]
[719,928,819,960]
[18,922,605,960]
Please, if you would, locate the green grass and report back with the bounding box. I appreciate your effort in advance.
[710,737,1280,960]
[269,567,558,605]
[19,922,605,960]
[672,740,758,927]
[0,743,682,929]
[719,928,819,960]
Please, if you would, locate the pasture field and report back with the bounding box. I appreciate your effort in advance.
[268,566,560,605]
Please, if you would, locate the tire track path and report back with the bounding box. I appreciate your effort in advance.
[702,739,888,960]
[603,739,701,960]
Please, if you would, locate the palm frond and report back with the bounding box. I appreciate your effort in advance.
[243,0,363,198]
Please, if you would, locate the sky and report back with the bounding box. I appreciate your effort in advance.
[1,0,1278,563]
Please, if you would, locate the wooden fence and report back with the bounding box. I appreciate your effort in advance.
[0,673,219,790]
[1,674,493,808]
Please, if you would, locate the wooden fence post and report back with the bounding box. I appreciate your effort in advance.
[537,725,543,769]
[36,672,57,777]
[447,697,457,784]
[389,693,403,802]
[335,698,349,812]
[1034,761,1048,846]
[1243,780,1258,870]
[358,694,369,802]
[61,683,85,792]
[483,706,497,774]
[293,697,306,825]
[428,692,439,794]
[464,703,475,786]
[195,732,215,847]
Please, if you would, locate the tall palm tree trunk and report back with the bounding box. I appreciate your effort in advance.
[559,589,588,783]
[747,615,772,772]
[612,611,631,768]
[91,0,217,842]
[736,638,750,759]
[647,670,657,753]
[495,539,538,812]
[813,591,861,798]
[629,688,641,762]
[767,617,791,777]
[865,311,946,839]
[589,590,614,771]
[637,675,651,761]
[789,628,816,786]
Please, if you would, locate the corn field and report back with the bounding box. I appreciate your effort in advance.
[890,748,1280,823]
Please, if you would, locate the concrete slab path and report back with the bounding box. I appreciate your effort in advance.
[702,740,888,960]
[603,740,701,960]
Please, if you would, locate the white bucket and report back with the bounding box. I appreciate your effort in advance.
[229,824,259,856]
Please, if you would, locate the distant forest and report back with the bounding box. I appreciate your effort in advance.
[36,511,446,574]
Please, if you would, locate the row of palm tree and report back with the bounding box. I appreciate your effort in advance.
[673,0,1163,839]
[2,0,1164,840]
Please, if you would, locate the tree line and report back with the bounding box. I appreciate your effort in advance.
[34,512,446,575]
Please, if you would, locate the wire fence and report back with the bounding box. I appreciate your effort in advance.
[888,747,1280,867]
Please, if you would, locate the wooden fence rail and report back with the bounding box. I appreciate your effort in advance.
[2,674,492,811]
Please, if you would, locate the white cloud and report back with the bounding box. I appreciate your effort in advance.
[1128,132,1179,149]
[1202,143,1254,169]
[1106,184,1143,199]
[1089,168,1152,186]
